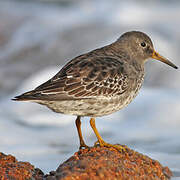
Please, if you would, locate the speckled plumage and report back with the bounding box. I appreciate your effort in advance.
[31,56,144,117]
[13,31,177,149]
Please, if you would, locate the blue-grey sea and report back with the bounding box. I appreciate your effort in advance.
[0,0,180,178]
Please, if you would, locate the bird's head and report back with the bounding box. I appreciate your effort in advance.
[117,31,178,69]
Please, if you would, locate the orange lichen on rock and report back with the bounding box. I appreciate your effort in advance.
[0,152,44,180]
[45,145,172,180]
[0,145,172,180]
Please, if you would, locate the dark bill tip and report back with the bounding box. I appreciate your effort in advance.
[152,51,178,69]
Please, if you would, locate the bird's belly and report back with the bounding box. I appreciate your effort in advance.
[36,92,137,117]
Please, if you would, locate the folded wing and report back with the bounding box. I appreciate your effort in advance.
[13,56,129,101]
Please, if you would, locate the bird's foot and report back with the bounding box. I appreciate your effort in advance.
[79,142,90,150]
[94,140,127,152]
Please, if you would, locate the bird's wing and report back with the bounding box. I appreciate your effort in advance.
[15,55,129,101]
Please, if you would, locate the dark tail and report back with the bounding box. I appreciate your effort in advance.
[12,90,41,101]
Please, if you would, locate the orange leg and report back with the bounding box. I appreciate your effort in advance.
[90,117,127,152]
[75,116,89,149]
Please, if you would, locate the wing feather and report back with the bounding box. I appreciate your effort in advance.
[15,55,129,101]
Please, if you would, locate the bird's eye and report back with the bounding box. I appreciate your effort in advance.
[141,42,146,47]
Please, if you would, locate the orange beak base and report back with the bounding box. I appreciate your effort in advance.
[152,51,178,69]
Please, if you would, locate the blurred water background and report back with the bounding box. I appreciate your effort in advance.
[0,0,180,178]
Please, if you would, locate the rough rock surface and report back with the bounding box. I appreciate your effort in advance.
[0,146,172,180]
[0,152,44,180]
[45,145,172,180]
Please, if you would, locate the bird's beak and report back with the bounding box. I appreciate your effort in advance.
[152,50,178,69]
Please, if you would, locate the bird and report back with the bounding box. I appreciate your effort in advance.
[13,31,178,151]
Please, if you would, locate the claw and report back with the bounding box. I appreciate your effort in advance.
[93,140,99,147]
[79,143,90,150]
[99,140,127,152]
[103,143,127,152]
[90,117,127,152]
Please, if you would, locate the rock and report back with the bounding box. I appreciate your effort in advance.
[0,146,172,179]
[0,152,44,180]
[45,145,172,180]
